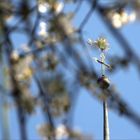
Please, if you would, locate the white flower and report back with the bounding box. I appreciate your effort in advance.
[112,13,122,28]
[38,21,48,38]
[87,39,94,46]
[109,9,137,28]
[54,2,64,14]
[38,2,50,13]
[39,21,47,28]
[88,37,109,51]
[129,11,136,22]
[120,12,129,24]
[11,50,19,61]
[55,124,69,140]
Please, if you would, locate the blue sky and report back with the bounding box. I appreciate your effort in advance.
[71,1,140,139]
[1,1,140,139]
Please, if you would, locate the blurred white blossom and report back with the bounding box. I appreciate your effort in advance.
[54,2,64,14]
[37,124,53,140]
[38,21,48,38]
[106,8,137,28]
[11,50,19,62]
[38,2,50,13]
[38,1,64,15]
[37,123,92,140]
[129,11,136,22]
[55,124,69,139]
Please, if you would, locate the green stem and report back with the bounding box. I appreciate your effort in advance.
[100,52,105,75]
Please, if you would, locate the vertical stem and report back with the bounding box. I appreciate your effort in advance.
[100,52,105,75]
[2,102,10,140]
[17,105,27,140]
[103,101,110,140]
[0,55,10,140]
[4,41,28,140]
[100,52,110,140]
[34,76,56,140]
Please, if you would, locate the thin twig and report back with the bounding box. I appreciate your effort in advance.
[34,75,56,140]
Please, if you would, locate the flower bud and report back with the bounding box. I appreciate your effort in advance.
[97,75,110,89]
[10,50,19,64]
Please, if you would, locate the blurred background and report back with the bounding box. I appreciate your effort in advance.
[0,0,140,139]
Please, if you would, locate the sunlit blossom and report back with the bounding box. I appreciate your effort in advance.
[106,8,137,28]
[11,50,19,62]
[54,2,64,14]
[129,11,136,22]
[55,124,69,139]
[38,21,48,38]
[38,2,50,13]
[88,37,109,51]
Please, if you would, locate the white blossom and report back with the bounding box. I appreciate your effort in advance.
[55,124,69,139]
[38,21,48,38]
[54,2,64,14]
[38,2,50,13]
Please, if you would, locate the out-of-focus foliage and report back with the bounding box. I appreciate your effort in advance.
[0,0,140,139]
